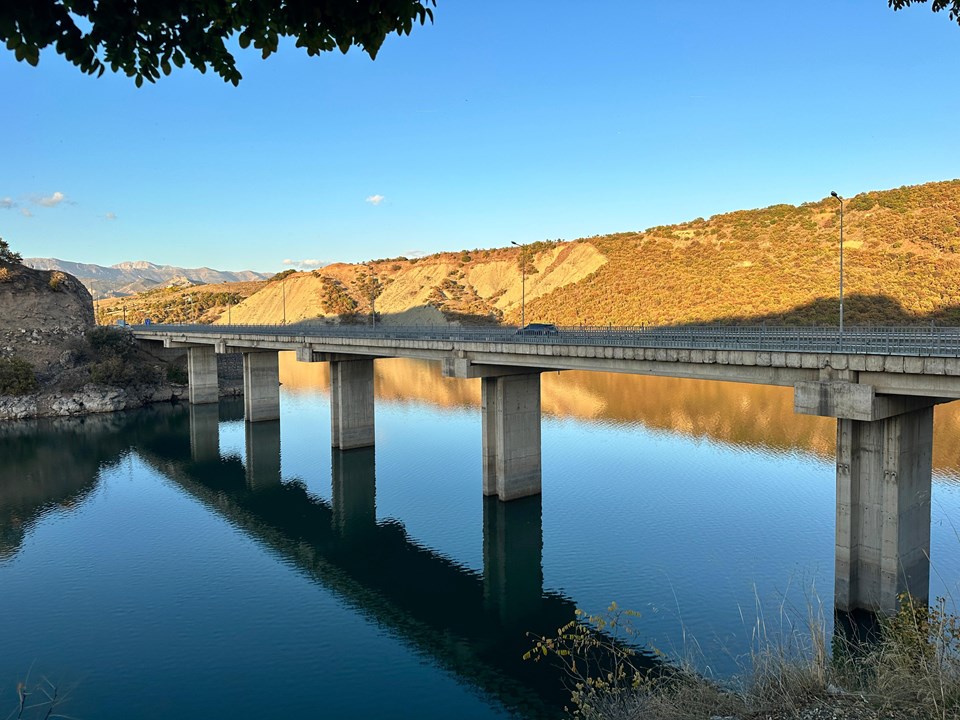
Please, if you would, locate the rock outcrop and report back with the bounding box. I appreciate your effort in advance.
[0,260,186,420]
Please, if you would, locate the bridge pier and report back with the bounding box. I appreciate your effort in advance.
[245,419,282,490]
[796,380,941,614]
[482,373,542,501]
[243,351,281,422]
[187,346,219,404]
[330,359,376,450]
[443,358,545,501]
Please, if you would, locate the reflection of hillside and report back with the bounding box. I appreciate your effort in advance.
[0,408,180,560]
[278,355,960,470]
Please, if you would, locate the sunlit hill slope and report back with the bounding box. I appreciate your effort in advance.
[101,179,960,327]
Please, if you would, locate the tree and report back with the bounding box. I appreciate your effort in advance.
[889,0,960,24]
[0,0,436,87]
[0,237,22,265]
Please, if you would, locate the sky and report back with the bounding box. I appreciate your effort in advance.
[2,1,959,273]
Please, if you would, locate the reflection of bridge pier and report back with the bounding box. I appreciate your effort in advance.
[131,408,595,717]
[483,495,544,626]
[245,419,281,490]
[188,403,220,462]
[331,448,377,536]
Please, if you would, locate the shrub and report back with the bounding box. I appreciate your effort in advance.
[86,326,135,358]
[89,356,159,387]
[0,357,38,395]
[48,271,66,291]
[166,363,188,384]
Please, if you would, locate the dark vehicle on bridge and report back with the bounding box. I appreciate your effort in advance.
[516,323,559,336]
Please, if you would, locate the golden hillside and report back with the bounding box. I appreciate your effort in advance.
[107,179,960,328]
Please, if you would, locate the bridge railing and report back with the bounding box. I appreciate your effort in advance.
[131,323,960,357]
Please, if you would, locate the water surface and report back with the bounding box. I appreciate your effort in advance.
[2,356,959,718]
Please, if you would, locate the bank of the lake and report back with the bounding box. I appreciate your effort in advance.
[2,357,959,719]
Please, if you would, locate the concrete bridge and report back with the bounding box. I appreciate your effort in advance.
[134,323,960,615]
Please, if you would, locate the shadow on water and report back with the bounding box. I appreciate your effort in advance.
[0,400,662,718]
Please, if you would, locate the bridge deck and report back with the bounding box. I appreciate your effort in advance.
[133,324,960,399]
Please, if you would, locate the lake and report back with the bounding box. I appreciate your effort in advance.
[2,355,959,719]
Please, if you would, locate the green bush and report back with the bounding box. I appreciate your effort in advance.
[83,326,161,387]
[89,356,160,387]
[166,363,188,384]
[87,326,135,358]
[0,357,38,395]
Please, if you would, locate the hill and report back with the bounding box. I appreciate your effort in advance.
[23,258,269,299]
[93,281,265,325]
[105,179,960,328]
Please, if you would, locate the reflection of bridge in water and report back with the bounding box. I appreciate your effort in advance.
[0,403,665,717]
[137,324,960,614]
[139,400,659,718]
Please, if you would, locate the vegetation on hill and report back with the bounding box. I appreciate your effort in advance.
[526,180,960,327]
[94,282,257,325]
[0,237,22,265]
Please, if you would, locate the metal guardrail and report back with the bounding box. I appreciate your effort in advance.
[130,323,960,358]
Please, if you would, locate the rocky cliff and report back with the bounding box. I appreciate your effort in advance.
[0,261,94,382]
[0,261,186,420]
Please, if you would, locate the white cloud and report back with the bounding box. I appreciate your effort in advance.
[105,212,117,221]
[365,194,385,206]
[403,249,428,258]
[37,191,65,207]
[20,208,33,218]
[0,197,15,210]
[283,258,327,269]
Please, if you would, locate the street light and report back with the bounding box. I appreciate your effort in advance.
[511,241,526,332]
[281,277,287,326]
[831,191,844,349]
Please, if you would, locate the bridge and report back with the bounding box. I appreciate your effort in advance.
[133,323,960,615]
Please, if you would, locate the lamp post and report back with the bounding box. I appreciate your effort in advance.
[368,264,378,329]
[831,191,844,350]
[510,241,526,332]
[281,278,287,326]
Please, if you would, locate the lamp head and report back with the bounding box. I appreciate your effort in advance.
[830,191,839,199]
[511,241,520,247]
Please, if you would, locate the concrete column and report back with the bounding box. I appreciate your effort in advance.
[330,359,375,450]
[188,403,220,462]
[187,345,219,404]
[482,373,542,501]
[331,448,377,537]
[245,419,281,490]
[836,406,933,614]
[481,377,499,496]
[243,351,280,422]
[483,495,544,626]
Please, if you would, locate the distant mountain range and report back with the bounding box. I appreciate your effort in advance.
[23,258,271,298]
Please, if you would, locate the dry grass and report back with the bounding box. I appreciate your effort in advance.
[530,596,960,720]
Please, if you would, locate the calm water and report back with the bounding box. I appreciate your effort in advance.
[2,356,960,719]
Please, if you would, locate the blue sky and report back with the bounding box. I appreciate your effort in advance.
[2,1,958,272]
